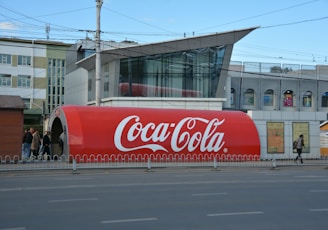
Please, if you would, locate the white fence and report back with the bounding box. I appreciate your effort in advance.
[1,153,328,171]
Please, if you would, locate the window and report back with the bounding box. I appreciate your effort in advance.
[47,58,65,109]
[18,75,31,88]
[0,54,11,64]
[18,55,31,66]
[88,79,92,91]
[264,89,274,106]
[104,82,109,92]
[322,92,328,107]
[119,46,226,98]
[0,74,11,86]
[283,90,294,107]
[303,91,312,107]
[244,88,255,105]
[22,98,30,109]
[230,88,235,105]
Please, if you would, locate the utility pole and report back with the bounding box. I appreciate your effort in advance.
[95,0,103,106]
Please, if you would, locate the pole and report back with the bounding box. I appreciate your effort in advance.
[147,158,152,171]
[95,0,103,106]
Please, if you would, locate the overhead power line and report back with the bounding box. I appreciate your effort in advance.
[195,0,320,32]
[261,16,328,29]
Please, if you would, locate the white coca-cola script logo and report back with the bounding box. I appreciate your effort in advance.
[114,116,225,153]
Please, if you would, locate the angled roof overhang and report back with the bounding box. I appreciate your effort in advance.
[77,27,258,70]
[0,95,26,110]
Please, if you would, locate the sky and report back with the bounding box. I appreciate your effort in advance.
[0,0,327,65]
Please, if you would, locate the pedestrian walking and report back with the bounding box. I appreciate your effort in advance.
[22,128,33,160]
[294,134,305,164]
[31,129,40,159]
[42,131,51,160]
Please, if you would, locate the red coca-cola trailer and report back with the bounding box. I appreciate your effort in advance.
[49,106,260,162]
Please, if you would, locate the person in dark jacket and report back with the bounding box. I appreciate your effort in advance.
[22,128,34,160]
[42,131,51,160]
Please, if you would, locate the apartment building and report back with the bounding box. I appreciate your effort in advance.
[0,38,70,129]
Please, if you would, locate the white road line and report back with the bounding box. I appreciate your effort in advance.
[2,178,328,193]
[192,192,228,196]
[309,190,328,193]
[101,217,158,224]
[48,198,98,203]
[208,211,264,217]
[0,228,26,230]
[309,209,328,212]
[295,175,323,178]
[54,177,92,181]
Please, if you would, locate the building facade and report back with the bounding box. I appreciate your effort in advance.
[0,38,70,129]
[226,61,328,159]
[69,27,256,109]
[64,27,327,160]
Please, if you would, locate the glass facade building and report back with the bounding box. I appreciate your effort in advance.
[80,27,256,103]
[118,46,226,98]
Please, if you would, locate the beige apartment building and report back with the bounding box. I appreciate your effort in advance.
[0,38,70,129]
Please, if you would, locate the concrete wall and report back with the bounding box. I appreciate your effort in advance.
[249,110,326,160]
[0,109,24,160]
[99,97,225,111]
[65,68,88,105]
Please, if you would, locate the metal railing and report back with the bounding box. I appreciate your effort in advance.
[1,153,327,172]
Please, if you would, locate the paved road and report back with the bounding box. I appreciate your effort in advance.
[0,167,328,230]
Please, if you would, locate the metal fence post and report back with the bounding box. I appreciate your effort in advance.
[147,158,152,171]
[72,158,77,172]
[272,155,276,169]
[213,157,218,169]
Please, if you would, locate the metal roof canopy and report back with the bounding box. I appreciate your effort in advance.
[76,27,258,71]
[0,95,26,110]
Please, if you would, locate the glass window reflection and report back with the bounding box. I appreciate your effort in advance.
[119,46,226,98]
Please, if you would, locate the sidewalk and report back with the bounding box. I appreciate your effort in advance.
[1,158,328,172]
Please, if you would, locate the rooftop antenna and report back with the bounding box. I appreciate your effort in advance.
[46,24,50,40]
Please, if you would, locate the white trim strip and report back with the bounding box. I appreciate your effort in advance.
[101,217,158,224]
[48,198,98,203]
[208,211,264,217]
[310,190,328,193]
[309,209,328,212]
[192,192,228,196]
[0,228,26,230]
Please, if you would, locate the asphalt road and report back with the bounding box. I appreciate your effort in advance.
[1,167,328,230]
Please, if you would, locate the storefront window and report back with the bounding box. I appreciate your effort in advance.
[322,92,328,107]
[283,90,293,107]
[264,89,274,106]
[244,89,255,105]
[302,91,312,107]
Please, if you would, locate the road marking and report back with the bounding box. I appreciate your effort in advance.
[309,209,328,212]
[0,228,26,230]
[2,178,328,192]
[54,177,92,181]
[295,175,323,178]
[48,198,98,203]
[310,190,328,193]
[208,211,264,217]
[192,192,228,196]
[101,217,158,224]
